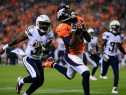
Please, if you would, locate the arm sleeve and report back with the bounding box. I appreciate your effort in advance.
[118,44,126,54]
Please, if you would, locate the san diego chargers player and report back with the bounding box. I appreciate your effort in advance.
[0,15,54,95]
[84,28,101,80]
[54,37,66,66]
[43,5,91,95]
[99,20,126,93]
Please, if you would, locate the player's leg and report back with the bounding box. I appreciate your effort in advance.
[61,51,66,66]
[65,53,90,95]
[100,58,110,79]
[43,57,70,79]
[21,57,44,95]
[111,56,119,93]
[43,53,90,95]
[87,54,99,80]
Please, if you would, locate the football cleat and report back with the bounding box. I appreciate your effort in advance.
[112,87,119,94]
[42,57,56,68]
[90,75,97,80]
[16,77,24,94]
[100,75,108,79]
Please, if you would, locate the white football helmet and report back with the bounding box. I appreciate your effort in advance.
[87,28,94,33]
[36,15,51,33]
[109,20,120,33]
[87,28,95,36]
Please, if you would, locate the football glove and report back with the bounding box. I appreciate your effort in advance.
[72,22,87,35]
[76,22,87,31]
[103,54,109,62]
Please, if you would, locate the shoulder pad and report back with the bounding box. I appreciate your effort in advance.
[47,30,54,39]
[102,31,110,36]
[25,25,35,36]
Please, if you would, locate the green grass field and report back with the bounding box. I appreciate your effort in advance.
[0,65,126,95]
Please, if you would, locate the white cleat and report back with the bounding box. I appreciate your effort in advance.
[112,88,119,94]
[100,75,108,79]
[90,75,97,80]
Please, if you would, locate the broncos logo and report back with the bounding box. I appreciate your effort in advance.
[57,8,65,19]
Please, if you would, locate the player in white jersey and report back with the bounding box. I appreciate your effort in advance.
[55,37,66,65]
[0,15,54,95]
[84,28,101,80]
[99,20,126,94]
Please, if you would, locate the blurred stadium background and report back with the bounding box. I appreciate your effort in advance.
[0,0,126,95]
[0,0,126,66]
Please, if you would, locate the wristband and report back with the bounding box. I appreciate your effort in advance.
[3,44,9,50]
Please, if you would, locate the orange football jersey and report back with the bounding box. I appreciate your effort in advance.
[56,16,85,55]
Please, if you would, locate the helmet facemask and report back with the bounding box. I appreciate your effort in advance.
[36,15,51,33]
[110,25,120,34]
[37,21,50,32]
[109,20,120,34]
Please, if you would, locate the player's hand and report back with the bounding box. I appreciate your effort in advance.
[0,48,5,55]
[103,54,109,62]
[77,22,87,31]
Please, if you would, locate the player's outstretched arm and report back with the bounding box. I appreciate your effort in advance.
[82,30,91,42]
[0,33,28,55]
[98,39,107,55]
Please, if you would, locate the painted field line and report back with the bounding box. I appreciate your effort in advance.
[0,87,108,94]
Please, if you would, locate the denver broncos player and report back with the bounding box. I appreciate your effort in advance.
[43,5,91,95]
[99,20,126,93]
[0,15,53,95]
[84,28,101,80]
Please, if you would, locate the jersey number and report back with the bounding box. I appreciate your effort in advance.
[109,42,117,52]
[31,47,42,55]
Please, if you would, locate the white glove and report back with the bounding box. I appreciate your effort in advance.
[103,54,109,62]
[99,57,103,64]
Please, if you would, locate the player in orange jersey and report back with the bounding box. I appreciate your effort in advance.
[43,5,91,95]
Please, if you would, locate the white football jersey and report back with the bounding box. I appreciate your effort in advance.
[25,25,54,60]
[57,38,65,51]
[84,36,98,54]
[102,32,121,56]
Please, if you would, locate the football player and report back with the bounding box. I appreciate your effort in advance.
[99,20,126,93]
[54,37,66,66]
[43,5,91,95]
[84,28,101,80]
[0,15,54,95]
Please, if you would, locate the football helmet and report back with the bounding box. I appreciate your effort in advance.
[109,20,120,33]
[56,5,76,21]
[87,28,95,36]
[36,15,50,33]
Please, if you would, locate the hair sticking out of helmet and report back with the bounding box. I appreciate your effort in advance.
[109,20,120,34]
[36,15,51,33]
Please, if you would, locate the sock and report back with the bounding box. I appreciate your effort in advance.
[82,71,90,95]
[54,64,70,79]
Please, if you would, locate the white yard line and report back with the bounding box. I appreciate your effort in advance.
[0,87,108,93]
